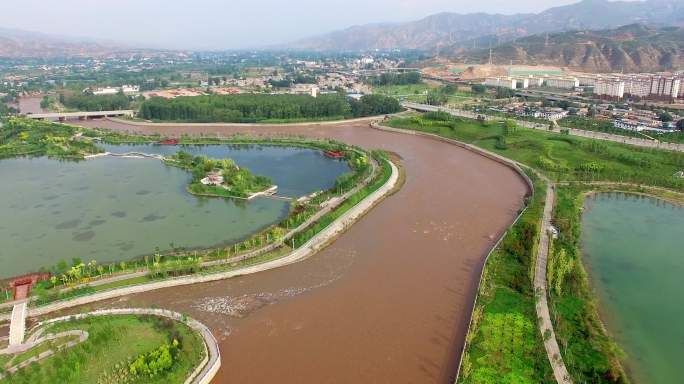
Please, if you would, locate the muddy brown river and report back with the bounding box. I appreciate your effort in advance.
[62,119,529,383]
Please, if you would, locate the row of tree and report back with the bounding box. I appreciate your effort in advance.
[366,71,421,86]
[60,92,132,111]
[139,93,401,122]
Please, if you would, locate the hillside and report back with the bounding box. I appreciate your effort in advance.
[0,27,120,58]
[456,24,684,72]
[289,0,684,52]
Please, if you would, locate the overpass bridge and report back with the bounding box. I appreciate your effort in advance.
[25,110,135,121]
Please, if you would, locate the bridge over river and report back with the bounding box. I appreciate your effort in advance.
[24,110,135,121]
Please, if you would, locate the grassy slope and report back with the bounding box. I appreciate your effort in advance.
[459,173,554,383]
[3,315,205,384]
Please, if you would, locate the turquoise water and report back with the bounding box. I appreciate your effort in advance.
[0,145,349,278]
[582,192,684,383]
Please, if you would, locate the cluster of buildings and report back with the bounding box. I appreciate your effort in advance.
[86,85,140,96]
[488,104,569,121]
[581,73,682,101]
[607,106,681,132]
[484,75,580,90]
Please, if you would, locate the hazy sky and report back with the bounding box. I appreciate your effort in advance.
[4,0,587,50]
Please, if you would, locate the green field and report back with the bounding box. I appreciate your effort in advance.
[372,83,435,97]
[459,173,554,383]
[3,315,205,384]
[386,114,684,191]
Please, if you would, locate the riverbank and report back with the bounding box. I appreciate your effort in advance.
[62,116,530,383]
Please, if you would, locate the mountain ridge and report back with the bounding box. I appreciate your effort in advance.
[454,24,684,72]
[289,0,684,51]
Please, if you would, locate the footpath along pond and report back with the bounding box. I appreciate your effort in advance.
[0,144,350,278]
[582,192,684,383]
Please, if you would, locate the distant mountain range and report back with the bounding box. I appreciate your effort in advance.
[456,24,684,72]
[0,27,122,58]
[289,0,684,52]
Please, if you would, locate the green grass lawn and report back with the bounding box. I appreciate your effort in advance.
[3,315,205,384]
[386,115,684,191]
[372,83,435,97]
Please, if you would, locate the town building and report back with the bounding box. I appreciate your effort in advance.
[484,77,517,89]
[89,85,140,96]
[650,75,681,100]
[594,79,625,99]
[624,75,652,98]
[543,77,579,89]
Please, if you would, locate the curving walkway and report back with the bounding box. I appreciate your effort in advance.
[43,308,221,384]
[533,180,573,384]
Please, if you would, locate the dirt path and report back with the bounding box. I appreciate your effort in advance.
[67,118,529,383]
[534,181,573,384]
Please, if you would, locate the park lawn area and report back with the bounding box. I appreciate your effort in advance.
[372,83,435,97]
[2,315,205,384]
[385,115,684,191]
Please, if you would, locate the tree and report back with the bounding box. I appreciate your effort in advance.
[503,119,517,136]
[426,91,448,106]
[471,84,486,94]
[659,111,673,122]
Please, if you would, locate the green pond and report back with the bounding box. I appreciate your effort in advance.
[0,144,350,279]
[582,192,684,383]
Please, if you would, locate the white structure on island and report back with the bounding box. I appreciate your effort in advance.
[200,172,224,186]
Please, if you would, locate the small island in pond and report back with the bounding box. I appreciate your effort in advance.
[164,150,275,199]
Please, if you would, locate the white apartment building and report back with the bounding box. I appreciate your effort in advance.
[577,75,602,87]
[484,77,517,89]
[527,76,544,87]
[624,76,652,98]
[594,79,625,99]
[90,85,140,96]
[650,75,680,99]
[511,77,529,89]
[544,77,579,89]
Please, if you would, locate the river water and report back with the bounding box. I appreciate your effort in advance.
[0,144,349,278]
[582,192,684,383]
[62,119,529,383]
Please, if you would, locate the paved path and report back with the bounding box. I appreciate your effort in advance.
[0,330,89,376]
[8,301,26,346]
[39,308,220,384]
[0,308,219,384]
[533,179,573,384]
[403,102,684,153]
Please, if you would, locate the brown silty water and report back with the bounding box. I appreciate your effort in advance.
[66,119,529,383]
